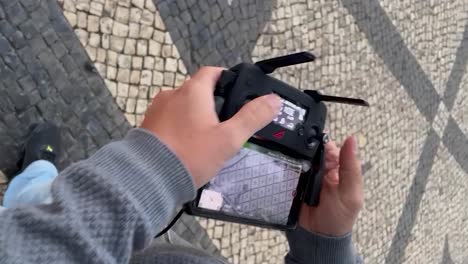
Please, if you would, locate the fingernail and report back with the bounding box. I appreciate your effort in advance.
[265,94,282,110]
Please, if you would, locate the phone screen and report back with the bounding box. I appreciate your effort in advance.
[197,143,302,225]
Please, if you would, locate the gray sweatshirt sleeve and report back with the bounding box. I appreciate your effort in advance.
[0,128,196,264]
[285,226,363,264]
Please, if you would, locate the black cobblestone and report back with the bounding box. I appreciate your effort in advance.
[1,0,212,253]
[0,0,129,176]
[153,0,277,74]
[341,1,468,262]
[5,2,28,26]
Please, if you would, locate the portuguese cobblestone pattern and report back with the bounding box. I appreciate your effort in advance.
[17,0,468,263]
[152,0,468,263]
[59,0,188,127]
[0,0,131,176]
[0,0,217,256]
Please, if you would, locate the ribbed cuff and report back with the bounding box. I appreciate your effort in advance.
[286,227,357,264]
[89,128,196,228]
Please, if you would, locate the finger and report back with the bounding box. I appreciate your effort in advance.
[324,168,340,185]
[151,89,173,101]
[219,94,282,149]
[187,66,225,93]
[338,136,363,200]
[325,141,339,170]
[325,140,339,157]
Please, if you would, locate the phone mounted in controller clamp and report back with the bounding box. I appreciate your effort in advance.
[214,51,369,206]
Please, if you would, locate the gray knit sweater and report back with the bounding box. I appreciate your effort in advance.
[0,129,361,263]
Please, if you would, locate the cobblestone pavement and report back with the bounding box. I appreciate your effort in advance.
[59,0,188,127]
[0,0,131,176]
[0,0,217,257]
[21,0,468,263]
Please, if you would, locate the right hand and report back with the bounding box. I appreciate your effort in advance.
[141,67,282,188]
[298,136,364,236]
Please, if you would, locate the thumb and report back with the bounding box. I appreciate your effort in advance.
[338,136,363,204]
[220,94,281,148]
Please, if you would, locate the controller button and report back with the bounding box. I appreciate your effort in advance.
[298,127,304,136]
[306,127,318,141]
[322,133,330,144]
[307,139,318,149]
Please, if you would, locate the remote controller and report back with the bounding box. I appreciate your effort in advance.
[213,51,369,206]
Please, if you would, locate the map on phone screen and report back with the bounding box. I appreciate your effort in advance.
[198,143,302,225]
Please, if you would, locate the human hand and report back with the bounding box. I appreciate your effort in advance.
[298,136,363,236]
[141,67,281,188]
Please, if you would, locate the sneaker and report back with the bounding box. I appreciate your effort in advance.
[20,122,61,171]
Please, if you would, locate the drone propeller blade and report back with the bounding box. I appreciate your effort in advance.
[318,95,369,107]
[255,52,315,74]
[304,90,369,107]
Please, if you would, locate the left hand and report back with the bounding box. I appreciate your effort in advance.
[298,136,364,236]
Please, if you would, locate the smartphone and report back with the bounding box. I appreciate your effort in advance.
[186,142,308,230]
